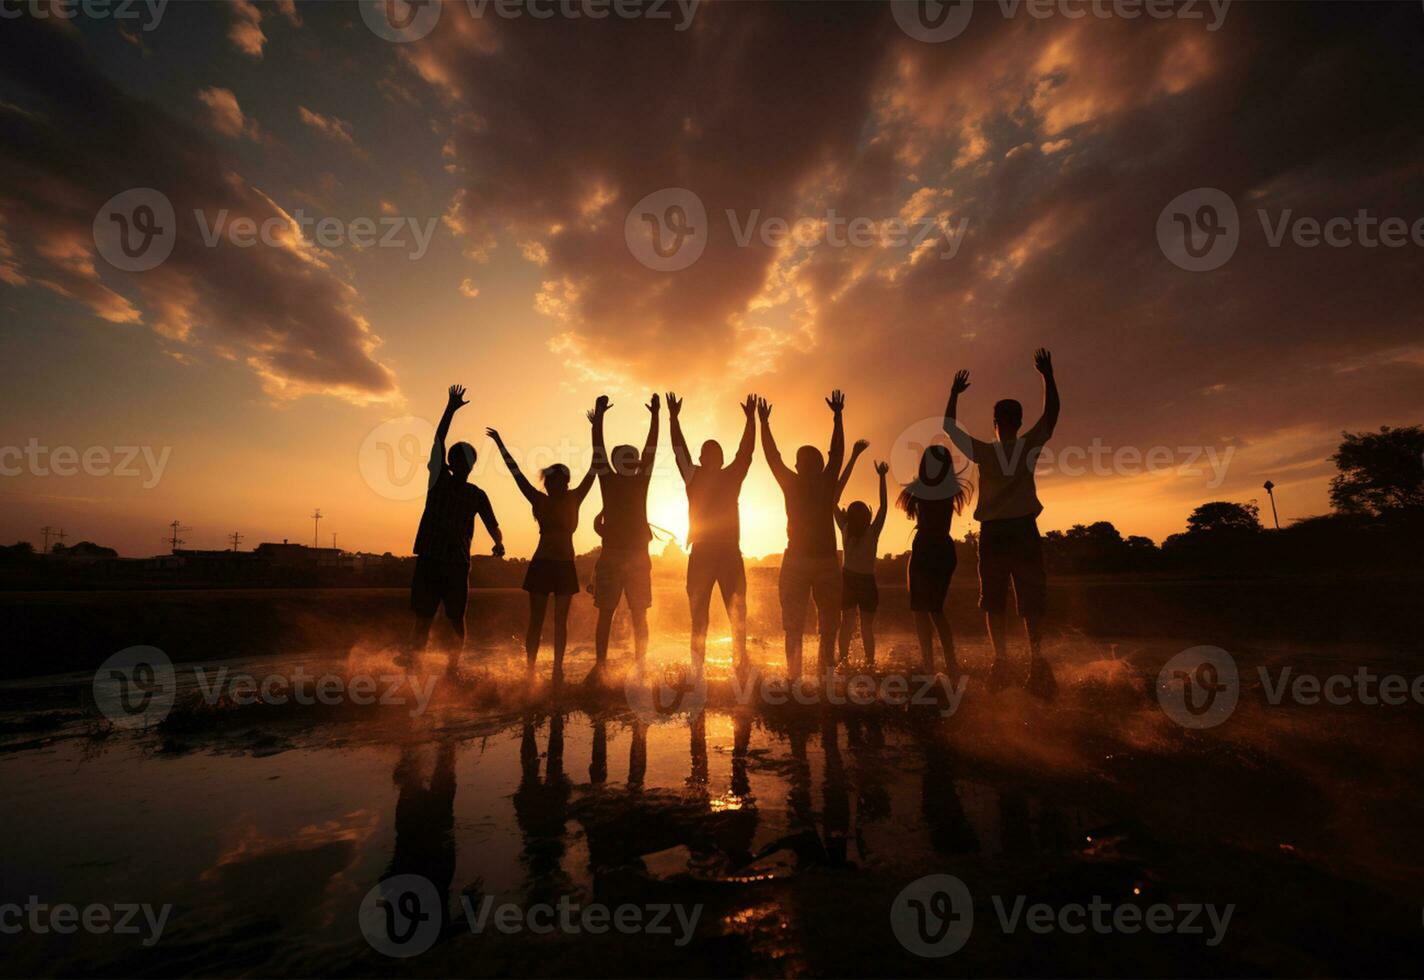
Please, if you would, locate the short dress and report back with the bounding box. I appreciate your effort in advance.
[522,492,582,596]
[907,495,958,612]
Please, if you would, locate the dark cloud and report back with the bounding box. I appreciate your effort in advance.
[0,15,397,403]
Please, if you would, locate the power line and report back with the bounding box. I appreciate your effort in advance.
[229,531,244,552]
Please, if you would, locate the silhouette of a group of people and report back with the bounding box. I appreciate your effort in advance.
[400,350,1061,697]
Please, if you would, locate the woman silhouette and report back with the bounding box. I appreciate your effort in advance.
[487,421,596,682]
[897,445,972,675]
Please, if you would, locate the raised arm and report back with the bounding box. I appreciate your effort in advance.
[872,460,889,530]
[640,393,660,475]
[430,385,467,475]
[485,428,538,504]
[836,438,867,502]
[729,393,757,478]
[757,398,793,488]
[666,392,694,482]
[589,395,611,475]
[1030,347,1060,440]
[944,369,990,462]
[824,389,846,485]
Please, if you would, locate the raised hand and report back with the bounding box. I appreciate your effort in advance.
[742,393,757,418]
[852,438,869,455]
[448,384,468,408]
[756,397,772,423]
[874,460,889,477]
[1034,348,1053,377]
[826,389,846,414]
[666,392,682,418]
[646,393,661,414]
[484,427,502,444]
[593,394,612,416]
[951,370,971,395]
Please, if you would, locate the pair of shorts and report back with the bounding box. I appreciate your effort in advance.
[778,552,842,632]
[841,570,879,613]
[593,548,652,610]
[523,558,580,596]
[908,533,957,612]
[687,546,746,601]
[977,516,1047,617]
[410,556,469,619]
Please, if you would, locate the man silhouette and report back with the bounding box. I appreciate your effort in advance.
[943,349,1061,697]
[402,384,503,676]
[667,392,758,675]
[589,393,659,676]
[759,391,860,678]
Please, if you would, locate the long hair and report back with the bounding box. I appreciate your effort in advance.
[843,501,872,544]
[896,445,972,519]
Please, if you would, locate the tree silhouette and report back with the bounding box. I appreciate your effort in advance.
[1186,501,1262,535]
[1329,425,1424,517]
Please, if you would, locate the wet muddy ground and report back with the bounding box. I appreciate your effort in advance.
[2,632,1422,976]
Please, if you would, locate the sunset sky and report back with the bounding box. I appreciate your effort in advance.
[1,0,1421,559]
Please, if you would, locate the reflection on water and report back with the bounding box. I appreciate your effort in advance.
[3,635,1424,977]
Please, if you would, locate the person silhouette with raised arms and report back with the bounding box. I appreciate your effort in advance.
[896,445,973,676]
[486,412,597,684]
[943,349,1061,697]
[759,391,860,679]
[401,384,504,678]
[588,393,659,681]
[667,392,758,677]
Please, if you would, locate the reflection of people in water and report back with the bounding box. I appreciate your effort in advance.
[918,730,979,856]
[688,709,708,789]
[846,717,890,862]
[512,714,572,903]
[821,714,850,866]
[383,741,458,934]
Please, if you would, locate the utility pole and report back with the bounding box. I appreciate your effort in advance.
[311,509,322,548]
[331,532,337,551]
[40,526,55,554]
[229,531,244,552]
[55,528,68,549]
[1262,481,1280,530]
[167,520,191,553]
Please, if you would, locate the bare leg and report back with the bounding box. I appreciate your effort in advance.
[861,609,877,667]
[690,587,712,674]
[406,613,434,654]
[1024,612,1056,698]
[629,607,649,667]
[553,594,572,683]
[595,606,615,667]
[817,600,838,674]
[985,609,1011,688]
[838,606,856,664]
[444,606,467,673]
[914,611,935,672]
[931,610,957,674]
[725,590,748,672]
[785,630,803,679]
[526,593,548,670]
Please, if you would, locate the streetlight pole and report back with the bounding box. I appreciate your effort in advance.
[1263,480,1280,529]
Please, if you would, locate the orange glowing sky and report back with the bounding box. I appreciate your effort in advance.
[1,3,1421,559]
